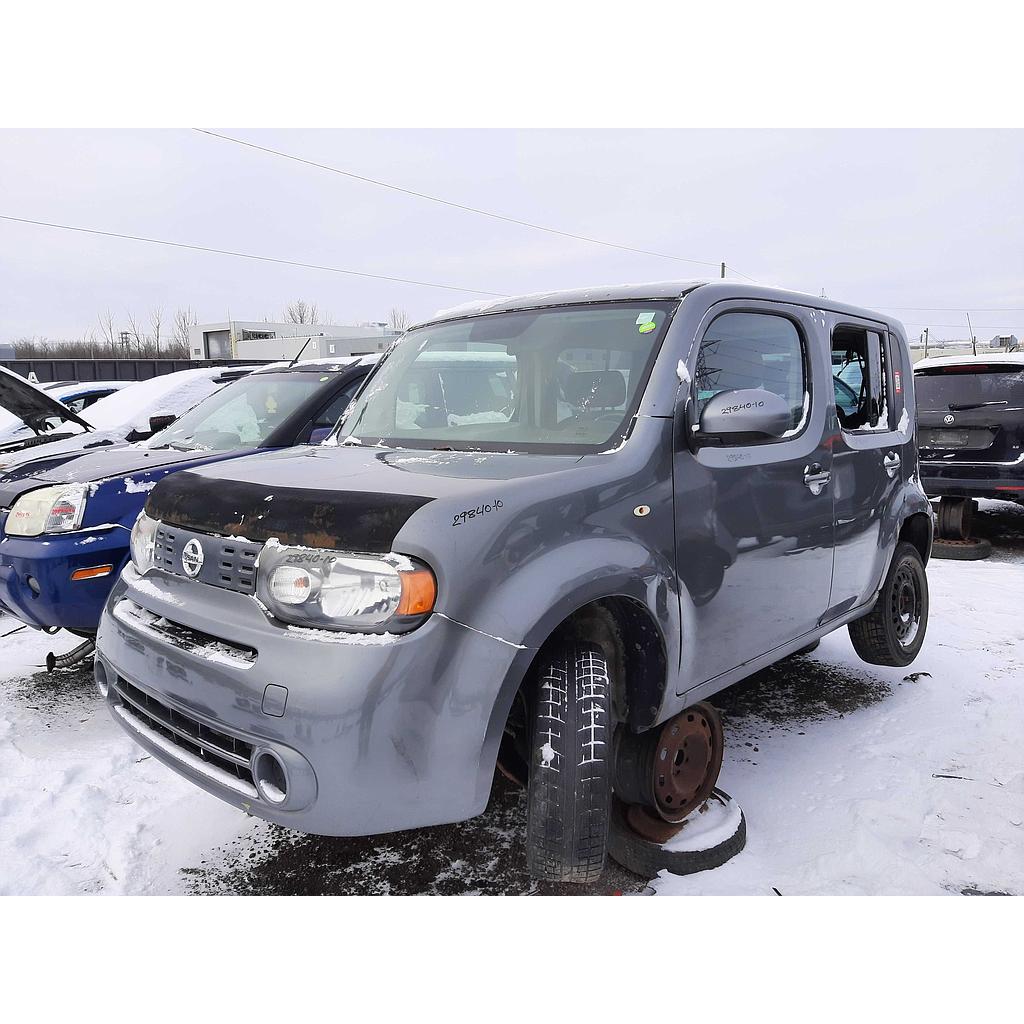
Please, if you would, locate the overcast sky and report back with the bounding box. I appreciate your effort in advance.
[1,129,1021,343]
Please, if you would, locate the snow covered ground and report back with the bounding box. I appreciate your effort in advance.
[1,505,1021,894]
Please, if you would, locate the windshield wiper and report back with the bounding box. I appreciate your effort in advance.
[948,401,1008,411]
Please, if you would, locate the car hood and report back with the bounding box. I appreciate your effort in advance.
[146,444,583,550]
[0,367,92,433]
[0,431,129,480]
[0,443,258,509]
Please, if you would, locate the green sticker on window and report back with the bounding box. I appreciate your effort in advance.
[638,321,656,334]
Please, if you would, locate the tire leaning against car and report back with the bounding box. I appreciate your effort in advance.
[848,541,929,667]
[526,639,613,883]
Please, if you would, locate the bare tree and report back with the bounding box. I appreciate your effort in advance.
[285,300,319,325]
[97,308,117,350]
[150,308,163,356]
[125,311,146,355]
[388,307,410,331]
[172,306,198,357]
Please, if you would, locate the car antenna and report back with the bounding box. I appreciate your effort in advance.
[289,334,317,367]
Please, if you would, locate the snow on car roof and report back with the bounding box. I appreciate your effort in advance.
[914,352,1024,371]
[82,367,254,433]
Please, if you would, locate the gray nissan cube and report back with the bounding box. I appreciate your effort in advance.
[96,280,932,883]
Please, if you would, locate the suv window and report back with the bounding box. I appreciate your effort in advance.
[832,326,890,430]
[695,312,807,436]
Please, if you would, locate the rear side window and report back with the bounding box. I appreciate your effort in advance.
[832,326,891,430]
[695,312,808,436]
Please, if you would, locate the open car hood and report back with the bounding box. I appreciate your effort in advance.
[0,367,92,434]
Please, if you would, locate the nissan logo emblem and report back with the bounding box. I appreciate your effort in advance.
[943,413,955,425]
[181,538,205,578]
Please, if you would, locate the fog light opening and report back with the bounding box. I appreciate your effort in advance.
[254,751,288,805]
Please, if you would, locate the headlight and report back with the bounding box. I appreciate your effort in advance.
[6,484,89,537]
[256,542,436,633]
[129,511,159,575]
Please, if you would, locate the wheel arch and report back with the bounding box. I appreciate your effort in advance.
[898,509,933,565]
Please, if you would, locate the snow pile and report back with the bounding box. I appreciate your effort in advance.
[82,369,234,433]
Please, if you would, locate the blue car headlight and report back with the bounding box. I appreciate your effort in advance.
[6,484,89,537]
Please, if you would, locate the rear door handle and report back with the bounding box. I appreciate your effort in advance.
[883,451,901,478]
[803,464,831,495]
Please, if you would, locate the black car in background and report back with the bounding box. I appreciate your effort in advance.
[915,353,1024,542]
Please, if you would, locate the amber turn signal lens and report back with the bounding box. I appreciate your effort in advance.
[396,568,436,616]
[71,564,114,581]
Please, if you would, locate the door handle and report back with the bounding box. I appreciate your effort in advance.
[883,451,901,478]
[803,464,831,495]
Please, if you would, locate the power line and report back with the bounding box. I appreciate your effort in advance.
[0,214,506,297]
[193,128,729,271]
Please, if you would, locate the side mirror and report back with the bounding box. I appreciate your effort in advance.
[697,388,793,443]
[149,414,176,434]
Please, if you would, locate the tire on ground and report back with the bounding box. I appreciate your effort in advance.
[848,541,929,667]
[932,537,992,561]
[607,791,746,878]
[526,639,613,883]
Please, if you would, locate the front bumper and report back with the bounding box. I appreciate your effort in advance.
[920,459,1024,501]
[96,565,529,836]
[0,527,130,631]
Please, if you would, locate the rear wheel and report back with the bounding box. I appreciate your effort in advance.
[526,639,613,883]
[848,541,929,667]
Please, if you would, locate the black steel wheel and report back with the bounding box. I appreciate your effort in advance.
[849,542,929,667]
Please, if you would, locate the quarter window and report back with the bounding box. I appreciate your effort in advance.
[832,326,890,430]
[695,312,807,437]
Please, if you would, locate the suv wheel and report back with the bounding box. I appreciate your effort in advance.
[848,541,929,667]
[526,639,613,883]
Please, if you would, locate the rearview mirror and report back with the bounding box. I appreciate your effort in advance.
[698,388,793,442]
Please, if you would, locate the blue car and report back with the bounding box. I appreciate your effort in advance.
[0,357,373,637]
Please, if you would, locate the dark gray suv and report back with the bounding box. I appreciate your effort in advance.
[96,280,932,883]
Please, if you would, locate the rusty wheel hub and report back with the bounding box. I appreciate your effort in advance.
[651,701,724,822]
[618,701,724,842]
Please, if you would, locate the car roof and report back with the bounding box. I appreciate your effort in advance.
[421,279,903,332]
[915,352,1024,371]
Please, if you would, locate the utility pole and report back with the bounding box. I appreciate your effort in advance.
[966,312,977,356]
[721,262,726,279]
[923,327,929,358]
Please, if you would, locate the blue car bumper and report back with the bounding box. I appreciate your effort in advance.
[0,526,131,632]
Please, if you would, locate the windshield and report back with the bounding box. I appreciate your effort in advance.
[145,372,332,452]
[915,364,1024,411]
[339,302,676,453]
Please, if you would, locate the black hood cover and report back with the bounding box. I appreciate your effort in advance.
[0,368,92,433]
[147,469,433,553]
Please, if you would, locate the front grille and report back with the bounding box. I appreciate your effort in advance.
[113,675,257,794]
[113,599,257,667]
[155,524,260,595]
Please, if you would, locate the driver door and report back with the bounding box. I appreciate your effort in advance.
[674,303,835,688]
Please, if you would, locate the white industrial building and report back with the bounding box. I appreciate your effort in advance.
[189,320,401,362]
